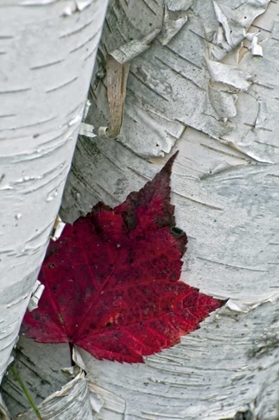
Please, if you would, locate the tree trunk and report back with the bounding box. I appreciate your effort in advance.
[2,0,279,419]
[60,0,279,419]
[0,0,108,383]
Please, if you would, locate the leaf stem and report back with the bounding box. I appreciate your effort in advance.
[9,365,42,420]
[69,342,75,367]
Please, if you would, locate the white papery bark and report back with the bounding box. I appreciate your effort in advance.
[0,0,108,384]
[59,0,279,419]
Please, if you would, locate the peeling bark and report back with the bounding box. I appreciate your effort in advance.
[0,0,108,383]
[59,1,279,419]
[2,0,279,419]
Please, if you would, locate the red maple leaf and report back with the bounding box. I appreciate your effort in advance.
[22,153,225,363]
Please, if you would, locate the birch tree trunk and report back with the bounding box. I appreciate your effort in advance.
[60,0,279,419]
[0,0,108,384]
[2,0,279,419]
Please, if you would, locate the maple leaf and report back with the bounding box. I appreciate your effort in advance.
[21,153,226,363]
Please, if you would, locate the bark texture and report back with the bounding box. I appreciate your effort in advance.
[60,0,279,419]
[0,0,108,383]
[2,0,279,419]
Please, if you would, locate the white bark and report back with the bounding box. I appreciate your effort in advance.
[0,0,108,383]
[2,0,279,418]
[59,0,279,419]
[18,372,93,420]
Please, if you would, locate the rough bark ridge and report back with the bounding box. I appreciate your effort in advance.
[0,0,108,384]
